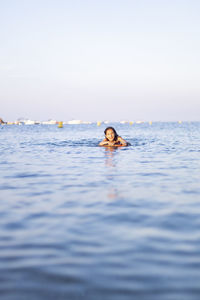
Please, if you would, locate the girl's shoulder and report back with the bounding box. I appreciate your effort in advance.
[114,136,123,145]
[116,136,131,146]
[117,136,123,141]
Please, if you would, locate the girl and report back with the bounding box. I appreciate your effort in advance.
[99,127,129,147]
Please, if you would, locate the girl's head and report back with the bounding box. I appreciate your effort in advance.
[104,127,118,141]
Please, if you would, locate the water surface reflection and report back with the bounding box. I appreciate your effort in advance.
[104,146,119,168]
[103,147,123,201]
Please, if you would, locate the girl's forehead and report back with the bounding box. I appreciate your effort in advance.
[106,129,114,134]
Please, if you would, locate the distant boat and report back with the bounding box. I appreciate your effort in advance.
[82,121,92,124]
[67,120,82,124]
[25,120,36,125]
[120,120,129,124]
[42,120,57,125]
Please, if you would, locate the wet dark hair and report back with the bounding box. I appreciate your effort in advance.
[104,127,118,141]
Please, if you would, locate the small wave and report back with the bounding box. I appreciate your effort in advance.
[0,184,18,191]
[4,172,51,179]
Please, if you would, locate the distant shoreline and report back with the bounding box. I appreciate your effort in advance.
[1,119,199,126]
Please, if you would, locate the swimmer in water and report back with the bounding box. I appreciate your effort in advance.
[99,127,129,147]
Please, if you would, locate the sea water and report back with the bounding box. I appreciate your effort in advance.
[0,122,200,300]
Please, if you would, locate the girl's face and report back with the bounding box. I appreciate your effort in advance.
[105,129,115,141]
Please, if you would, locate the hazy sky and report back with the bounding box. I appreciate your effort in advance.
[1,0,200,121]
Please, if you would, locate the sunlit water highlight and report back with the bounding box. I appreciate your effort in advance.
[0,122,200,300]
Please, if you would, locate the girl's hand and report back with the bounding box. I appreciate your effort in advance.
[98,139,110,146]
[107,141,115,146]
[98,140,115,146]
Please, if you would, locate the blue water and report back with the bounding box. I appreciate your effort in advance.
[0,122,200,300]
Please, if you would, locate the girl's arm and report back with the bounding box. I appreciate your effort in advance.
[98,138,109,146]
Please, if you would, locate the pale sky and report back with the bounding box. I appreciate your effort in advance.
[1,0,200,122]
